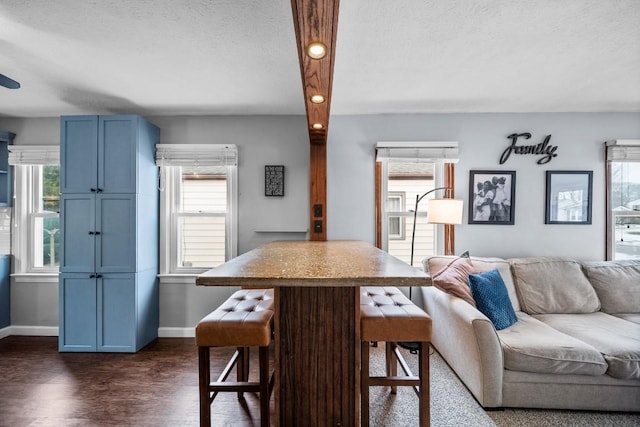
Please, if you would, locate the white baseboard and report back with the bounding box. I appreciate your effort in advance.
[2,326,193,339]
[158,327,195,338]
[0,326,11,339]
[10,326,59,336]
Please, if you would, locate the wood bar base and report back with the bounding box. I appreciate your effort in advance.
[275,287,360,426]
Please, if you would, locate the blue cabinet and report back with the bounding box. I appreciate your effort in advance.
[0,131,16,206]
[60,194,137,273]
[60,116,146,194]
[59,115,159,353]
[0,255,9,329]
[59,272,158,352]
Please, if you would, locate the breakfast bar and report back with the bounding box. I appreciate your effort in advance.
[196,240,429,426]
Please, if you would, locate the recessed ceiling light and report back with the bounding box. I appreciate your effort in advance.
[311,123,324,130]
[306,42,327,59]
[310,95,325,104]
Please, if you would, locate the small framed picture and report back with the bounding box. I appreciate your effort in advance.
[545,170,592,224]
[265,165,285,196]
[469,170,516,225]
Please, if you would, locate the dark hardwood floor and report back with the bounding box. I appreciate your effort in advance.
[0,336,273,426]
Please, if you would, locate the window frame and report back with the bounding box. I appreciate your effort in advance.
[387,191,406,240]
[376,159,448,264]
[159,165,237,275]
[606,141,640,260]
[13,164,61,274]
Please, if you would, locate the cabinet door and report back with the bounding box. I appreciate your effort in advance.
[98,273,136,352]
[60,194,95,273]
[99,116,138,193]
[0,132,15,206]
[60,116,98,193]
[96,194,136,273]
[59,273,97,352]
[0,255,9,328]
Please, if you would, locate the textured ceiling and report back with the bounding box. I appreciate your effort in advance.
[0,0,639,118]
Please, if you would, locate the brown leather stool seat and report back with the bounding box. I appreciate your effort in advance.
[360,286,432,427]
[196,289,275,427]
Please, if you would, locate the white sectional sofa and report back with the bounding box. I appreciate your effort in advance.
[421,256,640,412]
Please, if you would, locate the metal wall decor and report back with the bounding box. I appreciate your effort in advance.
[265,165,285,196]
[469,170,516,225]
[500,132,559,165]
[545,170,593,224]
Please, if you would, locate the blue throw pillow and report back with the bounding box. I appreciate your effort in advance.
[468,269,518,330]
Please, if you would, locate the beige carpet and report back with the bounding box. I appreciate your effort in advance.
[367,344,640,426]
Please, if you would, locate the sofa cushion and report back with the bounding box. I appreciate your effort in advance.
[498,312,607,376]
[469,269,517,330]
[509,257,600,314]
[535,312,640,380]
[614,313,640,325]
[430,255,476,307]
[469,257,521,312]
[581,260,640,314]
[427,255,520,311]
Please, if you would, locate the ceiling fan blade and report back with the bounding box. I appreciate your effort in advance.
[0,73,20,89]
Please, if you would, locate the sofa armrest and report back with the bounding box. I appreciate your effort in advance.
[421,286,504,407]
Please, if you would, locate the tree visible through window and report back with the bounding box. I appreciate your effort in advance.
[40,165,60,267]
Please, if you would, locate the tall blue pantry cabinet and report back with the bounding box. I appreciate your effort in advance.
[0,131,15,206]
[0,131,15,330]
[59,115,160,352]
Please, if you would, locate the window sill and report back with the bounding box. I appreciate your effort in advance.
[157,274,198,285]
[11,273,59,283]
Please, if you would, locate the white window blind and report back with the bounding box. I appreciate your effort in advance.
[606,140,640,162]
[155,144,238,167]
[375,141,459,163]
[8,145,60,165]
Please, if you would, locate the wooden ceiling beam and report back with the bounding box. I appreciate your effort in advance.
[291,0,340,241]
[291,0,340,146]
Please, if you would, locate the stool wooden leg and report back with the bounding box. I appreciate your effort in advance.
[242,347,250,382]
[259,346,270,427]
[237,347,250,399]
[361,340,370,427]
[199,346,211,427]
[419,342,430,427]
[386,342,398,394]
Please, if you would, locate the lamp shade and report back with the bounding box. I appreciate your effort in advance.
[427,199,464,224]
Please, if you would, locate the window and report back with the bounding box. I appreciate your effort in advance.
[375,142,458,267]
[387,192,405,240]
[156,144,237,274]
[9,146,60,273]
[606,140,640,260]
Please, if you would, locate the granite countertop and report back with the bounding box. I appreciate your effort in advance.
[196,240,430,288]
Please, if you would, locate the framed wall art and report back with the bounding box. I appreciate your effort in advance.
[545,170,592,224]
[469,170,516,225]
[265,165,285,196]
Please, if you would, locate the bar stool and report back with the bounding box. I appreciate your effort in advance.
[360,286,432,427]
[196,289,275,427]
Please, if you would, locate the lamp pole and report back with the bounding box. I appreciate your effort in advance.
[409,186,451,269]
[402,186,452,354]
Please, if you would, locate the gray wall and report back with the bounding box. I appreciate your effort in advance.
[0,115,310,335]
[328,113,640,260]
[2,112,639,334]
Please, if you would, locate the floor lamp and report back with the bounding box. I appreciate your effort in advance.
[401,187,463,352]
